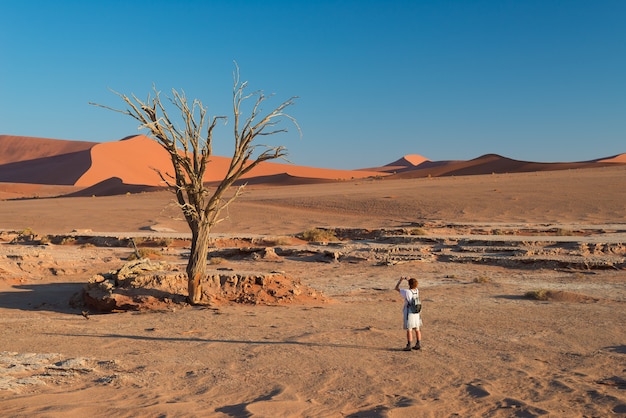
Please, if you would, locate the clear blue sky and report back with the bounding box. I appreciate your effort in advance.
[1,0,625,169]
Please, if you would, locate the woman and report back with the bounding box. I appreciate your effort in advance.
[395,276,422,351]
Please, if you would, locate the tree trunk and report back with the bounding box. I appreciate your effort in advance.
[186,222,211,304]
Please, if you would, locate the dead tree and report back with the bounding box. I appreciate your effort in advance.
[91,68,299,304]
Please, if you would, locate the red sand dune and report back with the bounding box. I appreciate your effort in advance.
[0,135,386,195]
[0,134,624,197]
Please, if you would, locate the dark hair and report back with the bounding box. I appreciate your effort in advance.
[408,278,418,289]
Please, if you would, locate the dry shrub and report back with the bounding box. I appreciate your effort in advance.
[59,237,76,245]
[154,238,173,247]
[127,248,162,260]
[209,257,226,265]
[19,227,35,236]
[474,276,491,283]
[525,289,598,303]
[134,237,173,247]
[525,289,549,300]
[10,228,38,244]
[301,228,337,242]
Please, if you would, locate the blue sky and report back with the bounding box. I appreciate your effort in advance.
[1,0,625,169]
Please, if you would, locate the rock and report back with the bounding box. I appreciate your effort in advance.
[261,247,282,260]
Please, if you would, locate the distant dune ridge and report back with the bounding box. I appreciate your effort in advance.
[0,134,624,197]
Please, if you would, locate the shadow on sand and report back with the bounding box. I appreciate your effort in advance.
[0,282,84,314]
[47,330,401,353]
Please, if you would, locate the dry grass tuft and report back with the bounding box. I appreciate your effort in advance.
[524,289,550,300]
[134,237,173,247]
[127,248,162,260]
[59,237,76,245]
[525,289,599,303]
[18,227,35,236]
[301,228,338,242]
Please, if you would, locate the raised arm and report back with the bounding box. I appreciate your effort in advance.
[395,277,405,292]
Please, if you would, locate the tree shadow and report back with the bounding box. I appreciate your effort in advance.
[605,345,626,354]
[0,280,186,314]
[0,282,84,314]
[47,331,397,353]
[494,294,527,300]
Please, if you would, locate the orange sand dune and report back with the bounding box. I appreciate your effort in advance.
[76,135,386,188]
[0,135,94,165]
[75,136,173,187]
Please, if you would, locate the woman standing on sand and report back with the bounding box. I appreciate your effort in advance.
[395,276,422,351]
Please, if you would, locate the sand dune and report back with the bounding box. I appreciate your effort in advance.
[0,135,624,198]
[75,135,173,187]
[0,135,386,195]
[364,154,431,173]
[0,135,94,165]
[0,150,93,185]
[597,153,626,163]
[390,153,626,178]
[0,135,94,186]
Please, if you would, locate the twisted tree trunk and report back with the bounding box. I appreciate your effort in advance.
[187,221,211,304]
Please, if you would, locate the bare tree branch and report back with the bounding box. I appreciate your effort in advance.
[90,66,299,304]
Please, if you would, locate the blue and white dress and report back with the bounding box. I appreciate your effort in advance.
[400,288,422,330]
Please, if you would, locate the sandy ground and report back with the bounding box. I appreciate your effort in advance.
[1,166,625,417]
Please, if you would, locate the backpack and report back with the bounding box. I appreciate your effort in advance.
[408,290,422,314]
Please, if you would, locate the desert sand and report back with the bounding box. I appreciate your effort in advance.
[1,135,626,417]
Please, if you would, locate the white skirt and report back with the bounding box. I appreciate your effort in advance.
[404,310,422,330]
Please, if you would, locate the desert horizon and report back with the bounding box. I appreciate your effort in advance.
[1,134,625,201]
